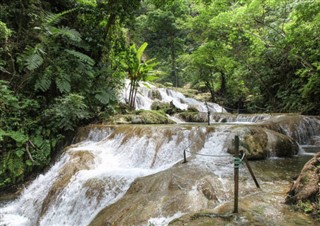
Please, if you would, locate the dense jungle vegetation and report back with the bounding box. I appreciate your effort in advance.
[0,0,319,190]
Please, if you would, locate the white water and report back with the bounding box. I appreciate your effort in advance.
[0,126,231,226]
[120,80,226,113]
[1,81,319,225]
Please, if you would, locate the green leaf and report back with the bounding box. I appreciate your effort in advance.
[15,149,24,158]
[94,89,115,104]
[25,160,33,166]
[6,131,28,145]
[54,26,82,43]
[137,42,148,62]
[65,49,95,66]
[56,76,71,93]
[35,71,52,92]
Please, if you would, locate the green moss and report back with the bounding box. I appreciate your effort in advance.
[151,101,170,111]
[178,112,204,122]
[297,200,313,214]
[135,110,175,124]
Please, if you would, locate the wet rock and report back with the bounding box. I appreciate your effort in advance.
[262,114,320,145]
[176,112,207,122]
[40,151,94,218]
[89,164,222,226]
[151,101,170,111]
[285,152,320,218]
[197,177,218,201]
[105,110,176,124]
[225,126,298,160]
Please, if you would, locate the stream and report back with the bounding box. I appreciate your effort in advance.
[1,82,319,225]
[0,122,319,226]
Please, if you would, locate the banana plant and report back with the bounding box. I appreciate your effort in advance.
[125,42,159,109]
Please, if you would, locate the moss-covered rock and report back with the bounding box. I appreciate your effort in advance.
[151,90,162,100]
[177,112,207,123]
[151,101,170,111]
[285,152,320,221]
[225,126,299,160]
[104,110,176,124]
[133,110,175,124]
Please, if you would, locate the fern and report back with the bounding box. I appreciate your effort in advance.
[35,68,52,92]
[20,46,45,71]
[94,89,115,104]
[44,9,77,26]
[55,76,71,93]
[65,49,95,66]
[54,26,82,43]
[27,53,43,70]
[44,94,90,131]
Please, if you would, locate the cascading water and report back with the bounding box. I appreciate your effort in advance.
[119,80,226,113]
[1,83,320,226]
[0,125,232,226]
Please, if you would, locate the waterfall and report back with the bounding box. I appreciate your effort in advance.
[1,79,320,225]
[0,125,230,226]
[262,115,320,145]
[119,80,226,113]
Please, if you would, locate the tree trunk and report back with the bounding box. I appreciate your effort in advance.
[218,72,226,96]
[205,80,215,102]
[170,34,177,87]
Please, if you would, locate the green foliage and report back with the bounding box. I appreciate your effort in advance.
[123,42,160,108]
[0,20,11,40]
[16,11,96,98]
[44,94,90,131]
[94,88,116,105]
[130,0,189,86]
[0,80,44,188]
[0,0,144,190]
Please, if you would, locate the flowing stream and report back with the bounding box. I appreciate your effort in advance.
[0,125,233,226]
[1,122,319,226]
[1,83,319,226]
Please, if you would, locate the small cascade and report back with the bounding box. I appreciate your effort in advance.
[209,113,271,123]
[264,115,320,145]
[288,116,320,145]
[0,125,230,226]
[119,80,226,113]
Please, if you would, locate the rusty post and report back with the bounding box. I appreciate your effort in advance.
[233,135,240,213]
[243,156,260,188]
[182,149,187,163]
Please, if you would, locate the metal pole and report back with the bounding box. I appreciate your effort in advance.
[183,149,187,163]
[233,135,239,213]
[243,156,260,188]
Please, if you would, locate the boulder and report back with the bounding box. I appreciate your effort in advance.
[104,110,176,124]
[225,126,299,160]
[262,114,320,145]
[89,164,224,226]
[285,152,320,218]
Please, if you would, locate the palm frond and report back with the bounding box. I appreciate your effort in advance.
[20,46,45,71]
